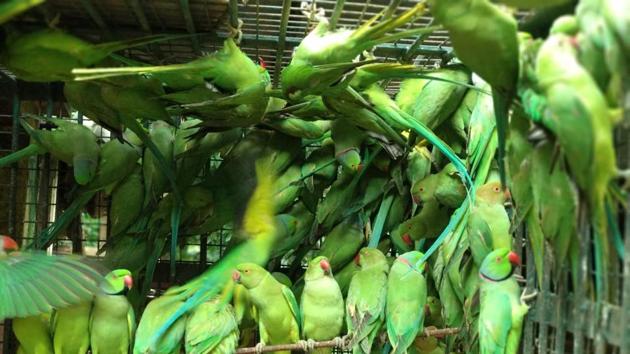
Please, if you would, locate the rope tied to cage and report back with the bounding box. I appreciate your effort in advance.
[235,327,460,353]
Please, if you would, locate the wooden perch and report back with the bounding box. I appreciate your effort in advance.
[235,327,460,353]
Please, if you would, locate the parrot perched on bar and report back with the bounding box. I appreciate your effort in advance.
[467,181,513,267]
[233,263,301,353]
[90,269,135,354]
[315,217,365,271]
[0,117,100,186]
[346,248,389,354]
[301,256,344,354]
[478,248,531,354]
[0,29,180,82]
[386,251,428,354]
[12,313,53,354]
[133,293,188,354]
[281,2,434,101]
[184,297,239,354]
[335,258,361,297]
[51,301,91,354]
[0,235,103,320]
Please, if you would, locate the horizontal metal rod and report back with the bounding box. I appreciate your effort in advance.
[236,327,461,353]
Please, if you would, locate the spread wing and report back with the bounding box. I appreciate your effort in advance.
[0,252,103,319]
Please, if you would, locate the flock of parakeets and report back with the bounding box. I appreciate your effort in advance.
[0,0,628,353]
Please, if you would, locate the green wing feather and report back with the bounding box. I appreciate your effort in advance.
[0,253,102,319]
[281,285,302,334]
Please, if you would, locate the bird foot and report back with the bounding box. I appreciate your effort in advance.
[514,274,527,284]
[227,18,244,44]
[520,288,538,304]
[298,339,316,352]
[300,1,326,23]
[334,335,350,350]
[255,342,265,354]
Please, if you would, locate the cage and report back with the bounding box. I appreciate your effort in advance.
[1,1,629,354]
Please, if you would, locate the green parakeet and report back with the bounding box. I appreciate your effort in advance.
[316,217,365,271]
[467,181,512,266]
[272,272,294,288]
[143,121,175,206]
[335,258,361,297]
[185,297,239,354]
[0,235,103,320]
[12,313,53,354]
[331,119,366,173]
[346,248,389,354]
[0,29,178,82]
[64,81,123,133]
[301,256,345,354]
[109,167,144,238]
[536,32,619,300]
[428,0,519,185]
[281,2,433,101]
[144,159,278,349]
[233,263,301,352]
[479,249,530,354]
[90,269,135,354]
[134,294,187,354]
[1,118,100,185]
[51,302,91,354]
[396,79,428,115]
[386,251,428,354]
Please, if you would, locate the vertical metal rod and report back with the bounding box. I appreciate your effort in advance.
[229,0,240,33]
[382,0,401,20]
[523,228,535,352]
[329,0,346,29]
[272,0,292,88]
[554,271,567,354]
[180,0,200,53]
[8,90,20,237]
[573,207,590,354]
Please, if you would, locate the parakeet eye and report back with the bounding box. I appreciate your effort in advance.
[419,187,425,192]
[496,257,502,262]
[493,186,500,192]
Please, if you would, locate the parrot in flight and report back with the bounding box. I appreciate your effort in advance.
[301,256,345,353]
[233,263,301,353]
[0,235,103,320]
[479,248,535,354]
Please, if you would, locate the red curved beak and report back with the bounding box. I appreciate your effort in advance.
[259,56,267,69]
[354,254,361,266]
[232,270,241,283]
[356,164,364,173]
[123,275,133,290]
[320,259,331,274]
[1,235,19,252]
[508,251,521,266]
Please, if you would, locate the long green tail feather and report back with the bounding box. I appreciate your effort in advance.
[492,88,512,188]
[0,144,44,167]
[368,193,395,248]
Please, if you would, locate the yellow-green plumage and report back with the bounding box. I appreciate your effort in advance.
[12,314,53,354]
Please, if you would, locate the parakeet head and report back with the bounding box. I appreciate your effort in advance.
[476,181,510,204]
[411,175,437,205]
[355,248,388,270]
[233,263,269,289]
[336,148,362,172]
[0,235,19,254]
[305,256,333,281]
[479,248,521,281]
[100,269,133,295]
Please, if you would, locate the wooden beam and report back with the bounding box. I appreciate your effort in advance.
[272,0,292,88]
[126,0,152,33]
[179,0,201,54]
